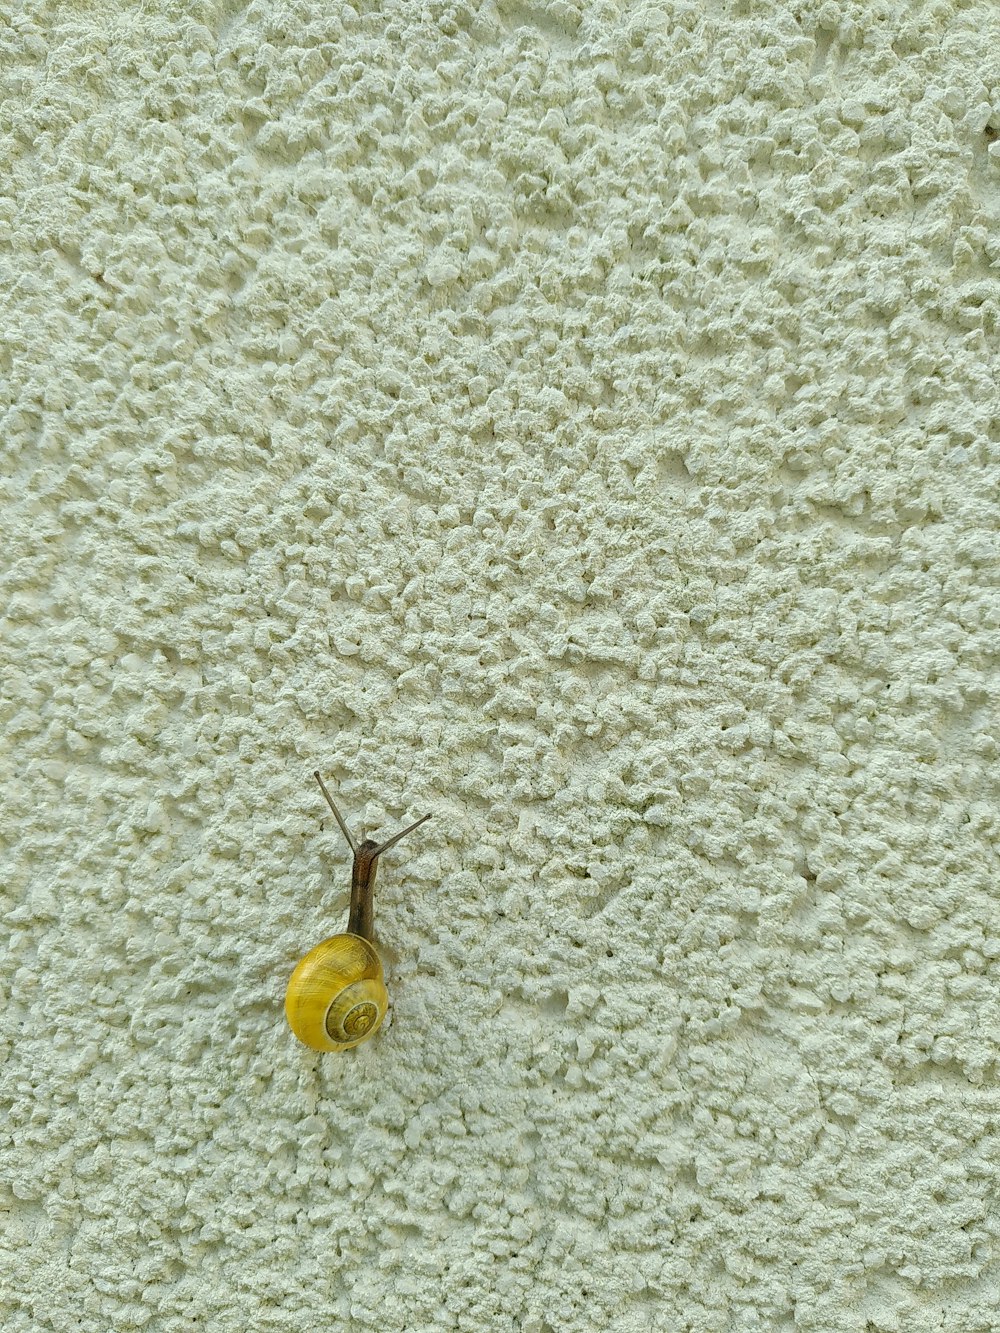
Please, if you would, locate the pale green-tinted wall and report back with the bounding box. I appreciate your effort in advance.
[3,2,1000,1330]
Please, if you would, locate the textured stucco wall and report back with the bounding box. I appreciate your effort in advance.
[3,2,1000,1330]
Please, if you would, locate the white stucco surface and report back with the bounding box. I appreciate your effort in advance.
[3,2,1000,1329]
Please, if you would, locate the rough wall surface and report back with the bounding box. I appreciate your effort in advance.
[2,1,1000,1330]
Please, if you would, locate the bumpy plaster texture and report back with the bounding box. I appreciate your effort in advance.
[2,1,1000,1330]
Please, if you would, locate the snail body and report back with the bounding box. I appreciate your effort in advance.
[284,772,429,1053]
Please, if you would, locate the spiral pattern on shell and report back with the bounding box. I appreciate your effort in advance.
[285,934,388,1052]
[334,998,380,1041]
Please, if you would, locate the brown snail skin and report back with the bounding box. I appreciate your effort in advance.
[284,772,430,1053]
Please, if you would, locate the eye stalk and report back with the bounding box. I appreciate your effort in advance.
[312,770,431,942]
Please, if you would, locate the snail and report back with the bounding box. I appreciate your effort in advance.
[284,771,430,1052]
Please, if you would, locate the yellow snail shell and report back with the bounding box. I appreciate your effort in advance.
[284,772,430,1054]
[284,934,388,1052]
